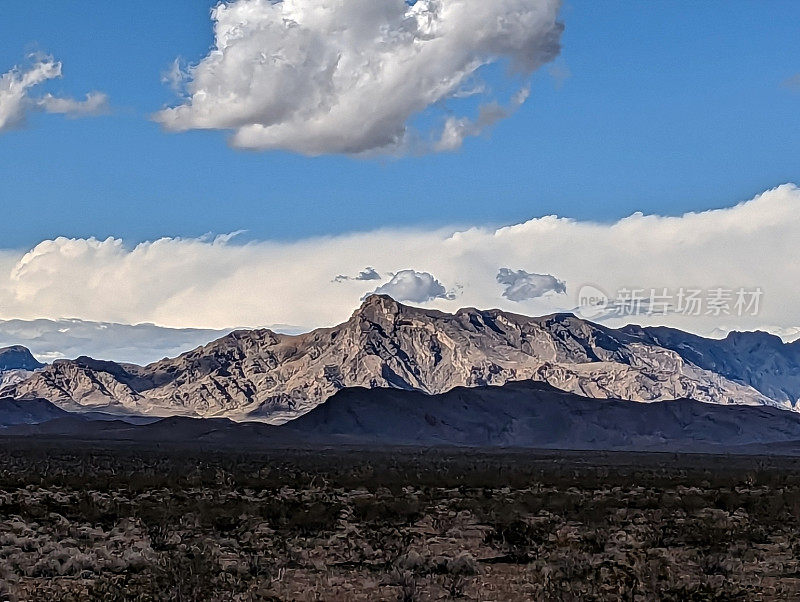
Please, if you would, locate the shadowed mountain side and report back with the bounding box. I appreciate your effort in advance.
[2,414,302,448]
[0,346,45,390]
[286,381,800,450]
[0,397,162,430]
[6,382,800,454]
[0,397,70,427]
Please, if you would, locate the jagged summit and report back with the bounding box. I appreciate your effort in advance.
[2,297,799,424]
[351,294,405,322]
[358,293,399,308]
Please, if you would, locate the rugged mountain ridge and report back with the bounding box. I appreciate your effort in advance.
[620,325,800,406]
[1,295,796,423]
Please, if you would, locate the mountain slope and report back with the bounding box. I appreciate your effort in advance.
[288,381,800,450]
[623,325,800,407]
[0,295,791,422]
[7,382,800,454]
[0,397,71,427]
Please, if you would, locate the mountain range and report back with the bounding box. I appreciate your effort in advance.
[2,295,800,425]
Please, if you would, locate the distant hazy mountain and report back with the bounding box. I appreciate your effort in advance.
[707,325,800,343]
[3,295,799,423]
[7,381,800,454]
[0,319,234,365]
[0,346,45,389]
[0,370,33,389]
[0,345,44,371]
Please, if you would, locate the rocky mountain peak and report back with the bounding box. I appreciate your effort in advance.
[356,293,402,313]
[351,294,406,327]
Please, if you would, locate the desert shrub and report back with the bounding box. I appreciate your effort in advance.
[285,501,341,534]
[713,489,742,512]
[486,519,547,563]
[352,496,421,525]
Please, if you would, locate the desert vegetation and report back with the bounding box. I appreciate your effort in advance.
[1,441,800,600]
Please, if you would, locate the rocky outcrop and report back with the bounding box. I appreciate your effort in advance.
[0,295,790,423]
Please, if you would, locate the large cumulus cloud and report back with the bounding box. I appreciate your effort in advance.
[154,0,563,155]
[367,270,452,303]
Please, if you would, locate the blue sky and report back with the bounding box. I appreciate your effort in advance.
[1,1,797,250]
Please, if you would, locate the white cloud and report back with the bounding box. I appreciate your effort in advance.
[1,185,800,340]
[161,58,186,94]
[367,270,451,303]
[37,92,109,117]
[0,56,108,133]
[154,0,563,155]
[0,57,60,131]
[436,88,530,152]
[497,268,566,301]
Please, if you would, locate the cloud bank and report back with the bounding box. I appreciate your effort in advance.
[154,0,563,155]
[2,185,800,341]
[0,56,108,133]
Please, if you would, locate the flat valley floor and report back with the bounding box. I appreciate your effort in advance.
[2,442,800,600]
